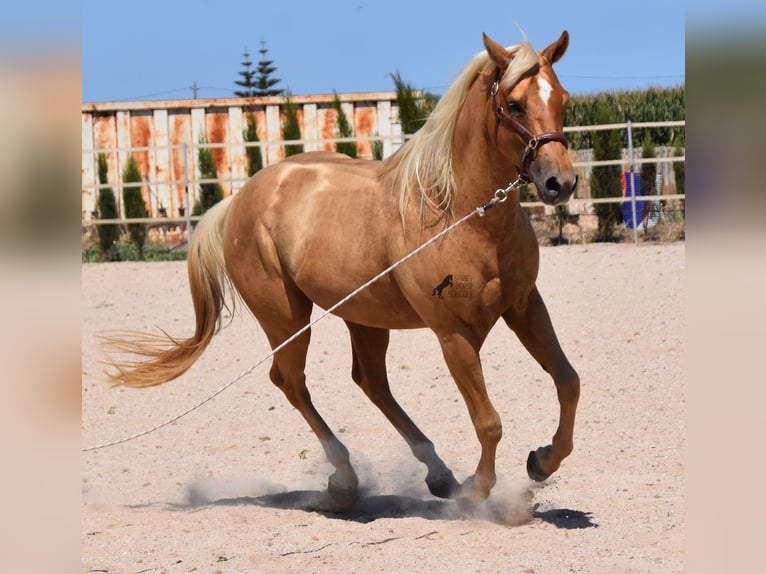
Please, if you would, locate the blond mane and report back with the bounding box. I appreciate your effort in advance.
[385,40,540,224]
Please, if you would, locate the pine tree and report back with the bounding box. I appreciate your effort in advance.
[254,41,283,97]
[193,137,224,216]
[234,49,257,97]
[589,103,623,241]
[281,93,303,157]
[96,154,120,260]
[122,154,148,259]
[333,91,357,158]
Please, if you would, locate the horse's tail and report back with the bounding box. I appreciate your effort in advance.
[105,196,236,388]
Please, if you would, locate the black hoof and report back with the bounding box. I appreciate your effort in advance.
[326,471,358,510]
[426,469,460,499]
[526,450,552,482]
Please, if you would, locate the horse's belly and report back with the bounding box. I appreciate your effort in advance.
[294,269,426,329]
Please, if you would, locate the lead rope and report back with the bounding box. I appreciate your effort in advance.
[82,176,527,452]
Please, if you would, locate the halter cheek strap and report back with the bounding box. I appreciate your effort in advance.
[491,69,569,171]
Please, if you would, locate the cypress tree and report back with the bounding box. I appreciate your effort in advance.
[333,91,357,158]
[281,94,303,157]
[389,72,439,135]
[96,153,120,260]
[193,137,224,216]
[371,134,384,160]
[590,104,623,241]
[122,154,148,259]
[243,112,263,176]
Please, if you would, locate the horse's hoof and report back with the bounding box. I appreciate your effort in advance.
[326,470,358,510]
[426,469,460,499]
[455,475,489,511]
[526,450,552,482]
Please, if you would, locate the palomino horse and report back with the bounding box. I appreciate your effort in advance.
[108,30,580,507]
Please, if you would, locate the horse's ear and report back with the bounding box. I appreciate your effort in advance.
[541,30,570,64]
[483,32,510,69]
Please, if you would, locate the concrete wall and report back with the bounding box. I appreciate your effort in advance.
[82,92,402,219]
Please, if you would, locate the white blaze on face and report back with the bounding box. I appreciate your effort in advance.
[537,77,553,107]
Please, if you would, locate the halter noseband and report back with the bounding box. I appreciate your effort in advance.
[491,69,568,173]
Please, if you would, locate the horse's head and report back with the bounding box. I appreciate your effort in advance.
[483,31,577,205]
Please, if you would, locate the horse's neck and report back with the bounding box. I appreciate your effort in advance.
[450,90,522,220]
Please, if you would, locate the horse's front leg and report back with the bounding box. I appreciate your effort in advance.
[438,331,502,505]
[503,286,580,481]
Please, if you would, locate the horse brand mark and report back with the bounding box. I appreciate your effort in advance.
[432,274,474,299]
[432,274,453,299]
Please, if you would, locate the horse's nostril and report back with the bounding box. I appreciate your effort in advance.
[545,177,561,195]
[572,175,579,194]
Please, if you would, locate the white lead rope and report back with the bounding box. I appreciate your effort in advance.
[82,179,522,452]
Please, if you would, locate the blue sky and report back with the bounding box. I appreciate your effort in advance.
[81,0,688,103]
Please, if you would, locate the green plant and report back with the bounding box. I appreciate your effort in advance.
[333,91,357,158]
[565,85,685,149]
[640,132,657,196]
[122,154,148,259]
[281,93,304,157]
[243,112,263,176]
[589,104,624,242]
[389,72,439,134]
[371,134,384,160]
[193,137,224,216]
[96,153,120,260]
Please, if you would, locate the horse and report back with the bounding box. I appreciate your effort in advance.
[106,29,580,508]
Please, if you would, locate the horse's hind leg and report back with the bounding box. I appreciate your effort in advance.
[346,322,460,499]
[253,292,358,506]
[503,286,580,482]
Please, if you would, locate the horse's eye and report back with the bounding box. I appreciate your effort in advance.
[507,101,525,115]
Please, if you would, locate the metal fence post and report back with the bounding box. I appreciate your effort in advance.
[183,143,191,240]
[627,120,638,244]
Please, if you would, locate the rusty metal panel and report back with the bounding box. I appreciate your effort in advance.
[319,104,335,152]
[354,102,375,159]
[82,113,95,218]
[129,112,154,214]
[227,106,246,194]
[264,104,281,164]
[152,109,171,218]
[302,104,318,152]
[169,111,191,216]
[205,108,230,195]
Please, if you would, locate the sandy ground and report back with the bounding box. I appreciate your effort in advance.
[82,242,685,573]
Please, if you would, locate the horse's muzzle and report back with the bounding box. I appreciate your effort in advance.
[537,174,578,206]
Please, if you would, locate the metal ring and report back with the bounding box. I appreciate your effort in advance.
[493,188,509,203]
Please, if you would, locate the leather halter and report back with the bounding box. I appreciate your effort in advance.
[491,69,569,173]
